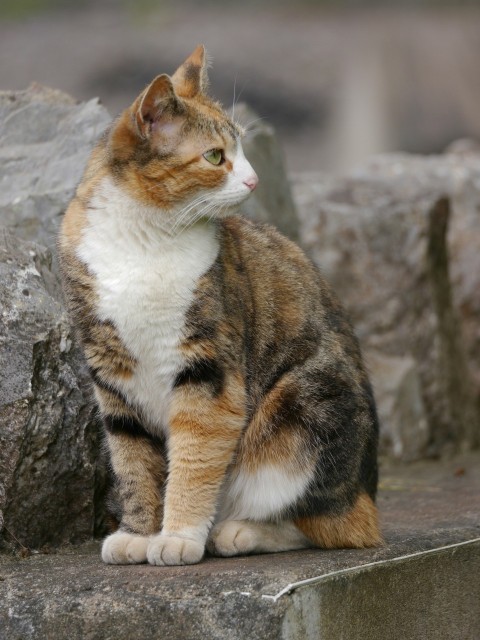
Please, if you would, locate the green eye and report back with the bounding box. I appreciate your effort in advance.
[203,149,224,165]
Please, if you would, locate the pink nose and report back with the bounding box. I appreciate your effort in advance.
[243,174,259,191]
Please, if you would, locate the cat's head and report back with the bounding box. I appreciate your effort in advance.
[108,45,258,227]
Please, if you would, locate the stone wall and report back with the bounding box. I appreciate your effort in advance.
[1,87,478,550]
[292,149,480,459]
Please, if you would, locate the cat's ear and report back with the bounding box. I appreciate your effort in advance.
[135,74,182,137]
[171,44,209,98]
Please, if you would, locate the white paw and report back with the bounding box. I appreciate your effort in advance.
[207,520,257,557]
[101,531,150,565]
[147,534,204,566]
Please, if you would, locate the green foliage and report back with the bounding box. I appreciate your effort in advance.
[0,0,72,20]
[0,0,477,21]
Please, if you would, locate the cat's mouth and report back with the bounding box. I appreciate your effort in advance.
[220,184,257,207]
[170,171,258,232]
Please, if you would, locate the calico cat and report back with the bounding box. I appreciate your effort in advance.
[58,45,382,566]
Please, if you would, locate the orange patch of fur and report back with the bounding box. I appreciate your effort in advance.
[237,376,314,473]
[179,340,217,361]
[60,148,109,248]
[60,198,88,247]
[104,74,237,210]
[164,375,246,531]
[94,385,135,418]
[295,493,383,549]
[84,326,137,381]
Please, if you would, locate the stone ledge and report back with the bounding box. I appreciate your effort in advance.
[1,453,479,639]
[284,538,480,640]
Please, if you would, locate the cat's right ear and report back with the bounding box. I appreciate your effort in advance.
[134,74,183,138]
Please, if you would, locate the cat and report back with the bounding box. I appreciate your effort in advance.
[58,45,382,566]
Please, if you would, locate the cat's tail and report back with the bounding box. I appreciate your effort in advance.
[294,493,383,549]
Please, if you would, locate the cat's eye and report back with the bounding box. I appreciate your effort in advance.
[203,149,224,166]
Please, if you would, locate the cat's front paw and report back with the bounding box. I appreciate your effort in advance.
[207,520,257,557]
[147,534,204,566]
[101,531,150,564]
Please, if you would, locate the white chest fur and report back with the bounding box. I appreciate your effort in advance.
[77,178,219,434]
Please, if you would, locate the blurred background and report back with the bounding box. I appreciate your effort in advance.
[1,0,480,172]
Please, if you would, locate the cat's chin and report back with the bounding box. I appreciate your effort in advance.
[213,184,255,208]
[215,203,241,217]
[203,200,244,221]
[198,206,238,225]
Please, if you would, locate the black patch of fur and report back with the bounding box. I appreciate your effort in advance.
[89,366,129,402]
[104,415,151,439]
[174,358,225,396]
[358,381,380,498]
[187,324,217,342]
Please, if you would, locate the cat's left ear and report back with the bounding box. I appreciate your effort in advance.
[171,44,209,98]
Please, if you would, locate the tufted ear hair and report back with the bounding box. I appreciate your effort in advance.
[134,74,183,137]
[171,44,209,99]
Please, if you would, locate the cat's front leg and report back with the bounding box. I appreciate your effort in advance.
[96,386,167,565]
[147,373,246,566]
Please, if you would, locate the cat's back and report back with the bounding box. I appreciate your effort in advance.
[218,215,354,341]
[215,215,369,404]
[220,215,315,278]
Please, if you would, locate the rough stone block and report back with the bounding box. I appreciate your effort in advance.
[0,229,102,550]
[0,84,111,250]
[293,154,480,459]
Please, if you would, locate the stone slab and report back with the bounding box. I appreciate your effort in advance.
[1,453,479,639]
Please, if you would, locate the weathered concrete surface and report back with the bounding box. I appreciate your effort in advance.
[284,540,479,640]
[1,454,479,639]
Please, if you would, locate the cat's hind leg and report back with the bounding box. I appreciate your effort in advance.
[207,519,312,557]
[207,492,382,557]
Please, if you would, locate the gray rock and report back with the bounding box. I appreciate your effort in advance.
[0,229,103,550]
[361,150,480,417]
[366,351,429,460]
[0,84,110,250]
[292,151,480,459]
[232,103,300,241]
